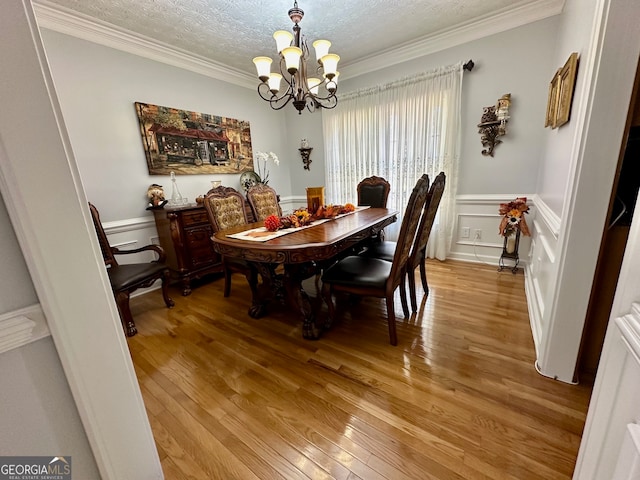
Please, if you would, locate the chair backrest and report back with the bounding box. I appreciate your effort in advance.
[246,183,282,222]
[88,202,119,267]
[387,175,430,287]
[357,176,390,208]
[408,172,446,268]
[203,186,250,231]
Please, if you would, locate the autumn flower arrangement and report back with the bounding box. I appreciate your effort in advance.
[498,197,531,237]
[264,203,356,232]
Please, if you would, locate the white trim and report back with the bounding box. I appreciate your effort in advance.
[525,263,543,358]
[0,304,50,355]
[532,219,557,264]
[33,0,256,89]
[342,0,564,79]
[456,193,536,205]
[103,216,155,234]
[531,194,560,238]
[456,240,503,248]
[617,305,640,362]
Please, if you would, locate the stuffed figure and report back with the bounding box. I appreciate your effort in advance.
[147,184,167,208]
[498,197,530,236]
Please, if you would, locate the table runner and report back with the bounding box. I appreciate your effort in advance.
[226,206,369,242]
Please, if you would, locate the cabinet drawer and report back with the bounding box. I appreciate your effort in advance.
[181,209,209,226]
[190,245,219,267]
[185,226,213,248]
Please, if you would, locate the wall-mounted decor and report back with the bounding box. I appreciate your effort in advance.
[477,93,511,157]
[545,52,579,129]
[134,102,254,175]
[545,69,561,128]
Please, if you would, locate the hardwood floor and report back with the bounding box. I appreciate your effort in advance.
[128,259,593,480]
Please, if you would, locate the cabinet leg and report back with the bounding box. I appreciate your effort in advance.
[181,278,192,296]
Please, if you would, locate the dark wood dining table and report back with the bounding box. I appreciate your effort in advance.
[211,207,398,339]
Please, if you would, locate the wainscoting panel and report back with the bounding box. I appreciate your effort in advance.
[449,194,534,267]
[524,195,560,358]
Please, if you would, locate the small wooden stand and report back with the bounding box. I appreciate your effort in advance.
[498,229,521,273]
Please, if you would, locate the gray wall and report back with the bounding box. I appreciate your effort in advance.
[280,16,560,198]
[40,29,292,223]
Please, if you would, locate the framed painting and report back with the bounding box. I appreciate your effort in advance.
[545,68,561,128]
[555,52,579,128]
[134,102,254,175]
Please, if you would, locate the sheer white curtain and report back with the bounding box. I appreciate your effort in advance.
[322,63,463,260]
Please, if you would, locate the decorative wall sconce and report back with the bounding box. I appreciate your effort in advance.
[478,93,511,157]
[299,138,312,170]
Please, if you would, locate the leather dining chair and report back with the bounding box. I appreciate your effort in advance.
[246,183,282,222]
[356,175,391,245]
[321,175,430,345]
[360,172,446,312]
[88,202,174,337]
[203,186,259,298]
[357,175,391,208]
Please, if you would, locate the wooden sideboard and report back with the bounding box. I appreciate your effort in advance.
[152,204,224,295]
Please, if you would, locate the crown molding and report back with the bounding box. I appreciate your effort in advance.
[341,0,565,80]
[33,0,563,88]
[33,0,256,89]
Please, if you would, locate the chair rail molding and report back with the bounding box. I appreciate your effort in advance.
[0,304,49,355]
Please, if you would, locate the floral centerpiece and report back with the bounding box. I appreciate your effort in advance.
[263,203,356,232]
[253,151,279,185]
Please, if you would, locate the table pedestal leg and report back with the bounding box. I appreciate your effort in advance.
[247,262,283,318]
[284,263,321,340]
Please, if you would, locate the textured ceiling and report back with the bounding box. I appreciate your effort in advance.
[38,0,549,75]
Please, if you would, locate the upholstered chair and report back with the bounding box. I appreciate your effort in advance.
[246,183,282,222]
[357,175,391,208]
[203,186,258,298]
[89,202,174,336]
[321,175,430,345]
[360,172,446,312]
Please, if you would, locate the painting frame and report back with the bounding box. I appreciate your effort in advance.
[554,52,579,128]
[134,102,255,175]
[545,68,561,128]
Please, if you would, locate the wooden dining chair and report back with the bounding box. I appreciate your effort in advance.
[203,186,259,298]
[88,202,174,337]
[357,175,391,208]
[360,172,446,312]
[246,183,283,222]
[321,175,430,345]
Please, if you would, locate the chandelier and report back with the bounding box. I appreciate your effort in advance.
[252,1,340,114]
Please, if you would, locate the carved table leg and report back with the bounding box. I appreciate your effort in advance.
[246,262,284,318]
[283,262,321,340]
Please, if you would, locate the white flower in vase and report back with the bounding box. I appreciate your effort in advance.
[254,151,279,185]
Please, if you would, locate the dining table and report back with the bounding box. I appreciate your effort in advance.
[211,207,398,339]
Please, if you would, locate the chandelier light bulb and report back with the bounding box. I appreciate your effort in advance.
[268,73,283,94]
[282,46,302,74]
[273,30,294,53]
[312,39,331,63]
[307,77,321,95]
[321,53,340,79]
[253,56,272,82]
